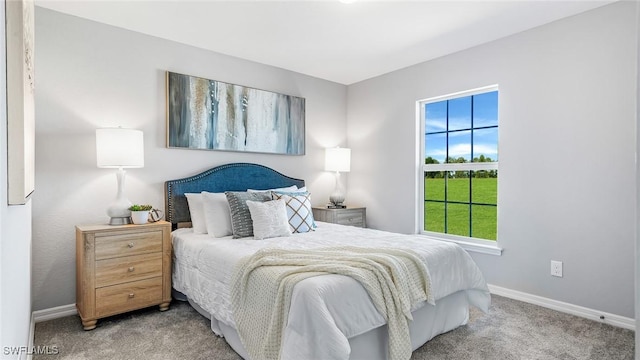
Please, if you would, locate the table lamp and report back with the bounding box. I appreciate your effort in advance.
[325,147,351,208]
[96,128,144,225]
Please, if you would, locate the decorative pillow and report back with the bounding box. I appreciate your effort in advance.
[185,193,207,234]
[271,191,316,233]
[202,191,233,238]
[225,191,272,238]
[247,185,298,193]
[246,199,292,240]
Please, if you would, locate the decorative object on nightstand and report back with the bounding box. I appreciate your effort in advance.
[96,128,144,225]
[312,206,366,228]
[148,208,165,223]
[128,204,153,225]
[75,221,172,330]
[325,147,351,208]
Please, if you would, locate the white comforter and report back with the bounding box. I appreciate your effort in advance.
[172,222,490,360]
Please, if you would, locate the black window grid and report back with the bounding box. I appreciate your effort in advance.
[424,93,497,239]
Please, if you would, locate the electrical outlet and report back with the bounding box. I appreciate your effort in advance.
[551,260,563,277]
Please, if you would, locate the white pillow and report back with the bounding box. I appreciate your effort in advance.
[246,199,292,240]
[247,185,298,193]
[185,193,207,234]
[202,191,233,238]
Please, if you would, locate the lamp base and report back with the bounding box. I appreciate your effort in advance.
[327,204,346,209]
[109,216,132,225]
[106,168,133,226]
[329,170,348,209]
[329,180,345,208]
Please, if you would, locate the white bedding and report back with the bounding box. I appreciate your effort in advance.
[172,222,490,360]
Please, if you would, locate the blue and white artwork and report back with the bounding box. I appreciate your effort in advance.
[167,72,305,155]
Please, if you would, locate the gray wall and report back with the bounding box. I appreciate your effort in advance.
[33,7,347,311]
[347,1,637,318]
[0,0,33,355]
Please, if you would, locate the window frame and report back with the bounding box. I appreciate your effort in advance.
[417,85,502,255]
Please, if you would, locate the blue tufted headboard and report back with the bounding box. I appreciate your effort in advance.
[164,163,305,229]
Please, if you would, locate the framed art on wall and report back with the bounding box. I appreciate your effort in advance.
[6,0,35,205]
[166,71,305,155]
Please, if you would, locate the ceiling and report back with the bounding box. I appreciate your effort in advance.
[36,0,616,85]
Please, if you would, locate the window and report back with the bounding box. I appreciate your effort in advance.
[419,86,498,241]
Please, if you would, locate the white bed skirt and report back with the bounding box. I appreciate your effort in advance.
[177,289,471,360]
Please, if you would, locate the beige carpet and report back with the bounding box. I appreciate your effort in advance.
[34,295,634,360]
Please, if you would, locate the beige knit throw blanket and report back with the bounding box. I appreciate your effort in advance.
[230,246,434,360]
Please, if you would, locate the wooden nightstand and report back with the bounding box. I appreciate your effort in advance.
[312,207,366,228]
[75,221,172,330]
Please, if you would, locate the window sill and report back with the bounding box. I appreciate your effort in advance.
[419,232,503,256]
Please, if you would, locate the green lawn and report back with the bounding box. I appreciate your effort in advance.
[424,177,497,240]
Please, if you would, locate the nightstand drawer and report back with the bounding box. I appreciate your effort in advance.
[95,231,163,260]
[336,210,364,226]
[95,277,163,318]
[312,207,366,228]
[95,253,163,288]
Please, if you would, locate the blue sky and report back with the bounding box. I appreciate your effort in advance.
[425,91,498,163]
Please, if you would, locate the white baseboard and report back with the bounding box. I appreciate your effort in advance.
[488,284,635,330]
[32,303,77,323]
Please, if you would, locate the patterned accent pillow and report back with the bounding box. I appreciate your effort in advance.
[271,191,316,233]
[246,199,292,240]
[225,191,272,238]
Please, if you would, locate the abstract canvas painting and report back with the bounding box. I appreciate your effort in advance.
[166,72,305,155]
[6,0,35,205]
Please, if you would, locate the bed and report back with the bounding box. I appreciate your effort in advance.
[165,163,490,360]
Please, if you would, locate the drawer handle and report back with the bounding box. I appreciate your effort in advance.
[127,243,134,248]
[129,293,135,298]
[128,267,135,272]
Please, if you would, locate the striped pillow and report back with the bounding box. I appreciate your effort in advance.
[225,191,272,238]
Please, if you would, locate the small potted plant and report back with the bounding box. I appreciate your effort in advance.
[128,204,153,225]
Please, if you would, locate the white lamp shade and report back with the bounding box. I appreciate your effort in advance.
[325,147,351,172]
[96,128,144,168]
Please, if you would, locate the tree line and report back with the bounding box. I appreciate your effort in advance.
[425,154,497,179]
